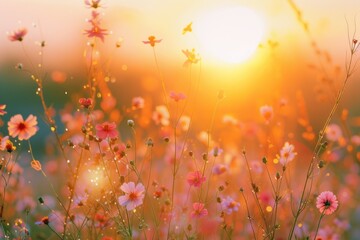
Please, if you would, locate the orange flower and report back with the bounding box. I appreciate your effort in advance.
[143,36,162,47]
[182,49,200,67]
[31,160,42,171]
[8,114,38,140]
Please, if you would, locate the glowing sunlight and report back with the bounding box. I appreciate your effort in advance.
[194,6,265,63]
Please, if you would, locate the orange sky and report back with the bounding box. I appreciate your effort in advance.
[2,0,360,69]
[1,0,360,108]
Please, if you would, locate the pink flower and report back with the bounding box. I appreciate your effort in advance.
[279,142,296,166]
[187,171,206,187]
[325,124,343,142]
[35,216,49,225]
[8,28,27,42]
[0,104,6,115]
[8,114,38,140]
[85,23,108,42]
[95,122,118,139]
[316,191,338,215]
[170,91,186,102]
[41,211,65,233]
[118,182,145,211]
[113,143,126,159]
[152,105,170,126]
[191,202,208,218]
[132,97,144,110]
[143,36,162,47]
[260,105,273,123]
[221,196,240,215]
[85,12,107,42]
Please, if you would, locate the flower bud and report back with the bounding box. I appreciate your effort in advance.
[127,119,135,127]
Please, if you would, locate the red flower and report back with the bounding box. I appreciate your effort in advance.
[79,98,93,108]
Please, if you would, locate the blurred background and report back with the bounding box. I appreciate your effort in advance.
[1,0,360,151]
[1,0,360,238]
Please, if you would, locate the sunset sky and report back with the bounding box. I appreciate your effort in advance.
[1,0,360,124]
[2,0,360,68]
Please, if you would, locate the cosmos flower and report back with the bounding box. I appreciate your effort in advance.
[178,115,190,131]
[152,105,170,126]
[221,196,240,215]
[279,142,297,166]
[143,36,162,47]
[8,114,38,141]
[316,191,338,215]
[118,182,145,211]
[132,97,144,110]
[187,171,206,187]
[84,0,101,9]
[95,122,118,139]
[182,49,200,66]
[85,23,108,42]
[325,124,343,142]
[8,28,27,42]
[35,216,49,225]
[170,91,186,102]
[190,202,208,218]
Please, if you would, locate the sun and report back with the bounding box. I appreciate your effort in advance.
[194,6,265,64]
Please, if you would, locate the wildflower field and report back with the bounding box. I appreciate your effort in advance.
[1,0,360,239]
